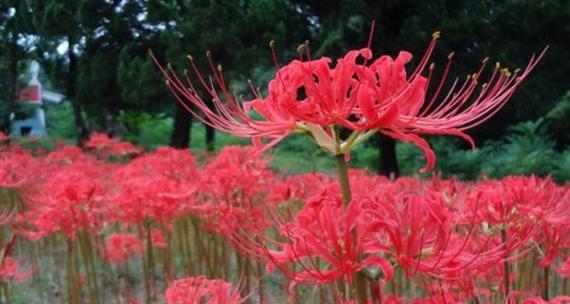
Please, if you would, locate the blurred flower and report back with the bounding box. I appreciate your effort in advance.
[151,229,168,249]
[85,132,140,158]
[0,257,30,281]
[165,276,244,304]
[104,232,144,264]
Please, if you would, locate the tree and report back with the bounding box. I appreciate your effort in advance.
[0,0,38,133]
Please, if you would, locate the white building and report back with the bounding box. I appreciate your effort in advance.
[10,61,64,137]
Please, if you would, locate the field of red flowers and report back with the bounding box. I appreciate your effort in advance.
[0,132,569,304]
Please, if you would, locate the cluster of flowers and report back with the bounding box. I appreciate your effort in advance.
[1,131,569,303]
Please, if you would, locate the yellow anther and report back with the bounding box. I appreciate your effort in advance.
[269,40,275,48]
[187,54,194,61]
[217,64,223,72]
[429,62,436,70]
[447,52,455,60]
[206,50,212,58]
[432,31,441,39]
[482,57,490,63]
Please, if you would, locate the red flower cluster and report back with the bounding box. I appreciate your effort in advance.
[155,34,546,171]
[165,276,244,304]
[104,233,144,265]
[0,135,568,302]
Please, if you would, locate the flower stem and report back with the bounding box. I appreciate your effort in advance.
[543,265,549,300]
[369,279,383,304]
[501,229,510,298]
[335,153,369,303]
[335,154,351,206]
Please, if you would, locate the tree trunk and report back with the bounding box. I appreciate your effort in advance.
[376,134,400,178]
[205,124,215,151]
[66,42,88,146]
[3,36,20,133]
[169,101,192,149]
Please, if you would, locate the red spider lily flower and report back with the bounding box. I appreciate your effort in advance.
[363,189,505,280]
[0,257,31,281]
[165,276,244,304]
[104,233,144,264]
[0,148,38,189]
[150,229,168,249]
[30,160,112,239]
[85,132,141,158]
[266,172,333,205]
[197,147,275,242]
[353,40,546,171]
[85,132,115,149]
[150,51,295,154]
[111,147,199,225]
[467,177,569,268]
[154,33,545,171]
[257,189,393,291]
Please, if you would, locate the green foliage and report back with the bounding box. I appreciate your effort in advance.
[117,111,171,148]
[271,135,336,174]
[45,102,75,140]
[546,90,570,147]
[381,118,569,182]
[552,149,570,182]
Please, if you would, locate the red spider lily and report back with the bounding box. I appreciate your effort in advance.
[466,177,569,268]
[111,147,199,225]
[150,51,295,154]
[85,132,116,149]
[0,147,38,189]
[150,229,168,249]
[85,132,141,158]
[363,188,505,280]
[0,257,31,281]
[252,189,393,291]
[104,232,144,264]
[165,276,244,304]
[29,160,111,239]
[154,33,545,171]
[354,42,546,171]
[197,146,275,236]
[266,172,333,205]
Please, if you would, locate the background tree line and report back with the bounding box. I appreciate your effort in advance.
[1,0,569,177]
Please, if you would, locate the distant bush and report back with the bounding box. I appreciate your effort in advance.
[392,118,569,182]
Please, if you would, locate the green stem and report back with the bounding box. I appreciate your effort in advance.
[335,154,352,205]
[501,229,510,299]
[144,222,156,304]
[335,153,369,303]
[543,265,549,300]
